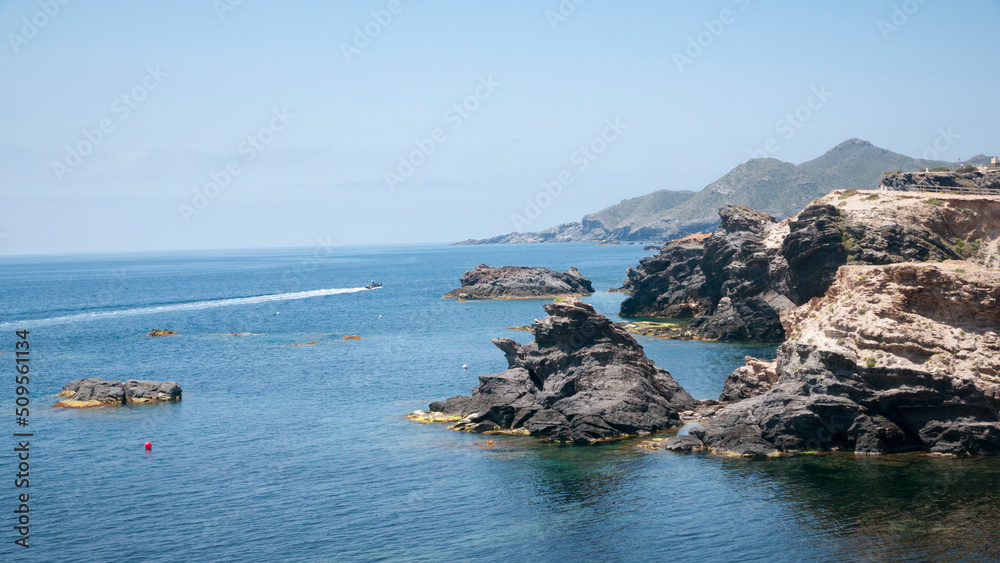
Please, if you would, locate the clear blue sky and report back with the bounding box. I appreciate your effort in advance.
[1,0,998,254]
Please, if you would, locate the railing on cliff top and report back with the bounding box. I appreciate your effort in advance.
[881,172,1000,196]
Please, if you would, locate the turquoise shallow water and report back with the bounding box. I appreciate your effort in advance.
[1,243,999,562]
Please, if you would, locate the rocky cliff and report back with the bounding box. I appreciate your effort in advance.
[692,262,1000,456]
[415,298,695,442]
[619,190,1000,341]
[881,169,1000,193]
[443,264,594,299]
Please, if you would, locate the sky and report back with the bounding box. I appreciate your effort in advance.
[1,0,998,255]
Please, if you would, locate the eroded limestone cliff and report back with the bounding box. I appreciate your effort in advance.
[619,190,1000,341]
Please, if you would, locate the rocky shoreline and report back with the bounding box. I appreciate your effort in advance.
[416,188,1000,457]
[678,261,1000,457]
[443,264,594,299]
[619,190,1000,342]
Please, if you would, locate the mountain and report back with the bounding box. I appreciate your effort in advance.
[454,139,990,245]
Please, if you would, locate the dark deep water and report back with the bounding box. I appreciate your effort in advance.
[1,242,998,562]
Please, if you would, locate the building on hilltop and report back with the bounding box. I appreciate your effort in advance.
[981,156,1000,172]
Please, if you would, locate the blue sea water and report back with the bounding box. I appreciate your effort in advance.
[1,243,999,562]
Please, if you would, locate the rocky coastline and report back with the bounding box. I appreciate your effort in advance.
[443,264,594,299]
[686,261,1000,457]
[418,187,1000,457]
[619,190,1000,342]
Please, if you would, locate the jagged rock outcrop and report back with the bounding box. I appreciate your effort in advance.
[692,261,1000,456]
[619,237,707,318]
[686,206,788,340]
[619,190,1000,341]
[719,357,778,403]
[443,264,594,299]
[420,298,695,442]
[55,378,182,408]
[620,205,789,341]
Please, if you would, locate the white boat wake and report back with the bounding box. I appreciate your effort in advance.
[0,286,374,328]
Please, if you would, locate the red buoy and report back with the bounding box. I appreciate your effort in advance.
[144,442,152,451]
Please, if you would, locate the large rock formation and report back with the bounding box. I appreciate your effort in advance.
[443,264,594,299]
[620,204,790,341]
[692,261,1000,456]
[55,378,182,408]
[618,234,708,319]
[421,298,695,442]
[619,190,1000,341]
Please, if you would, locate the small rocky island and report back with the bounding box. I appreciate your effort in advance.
[411,298,695,442]
[55,378,182,408]
[148,329,177,337]
[443,264,594,299]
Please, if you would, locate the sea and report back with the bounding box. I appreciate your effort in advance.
[1,242,998,562]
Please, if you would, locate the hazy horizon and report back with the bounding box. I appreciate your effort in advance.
[2,0,998,255]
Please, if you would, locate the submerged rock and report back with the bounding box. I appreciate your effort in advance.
[694,262,1000,456]
[443,264,594,299]
[423,298,695,443]
[55,378,181,408]
[664,435,706,452]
